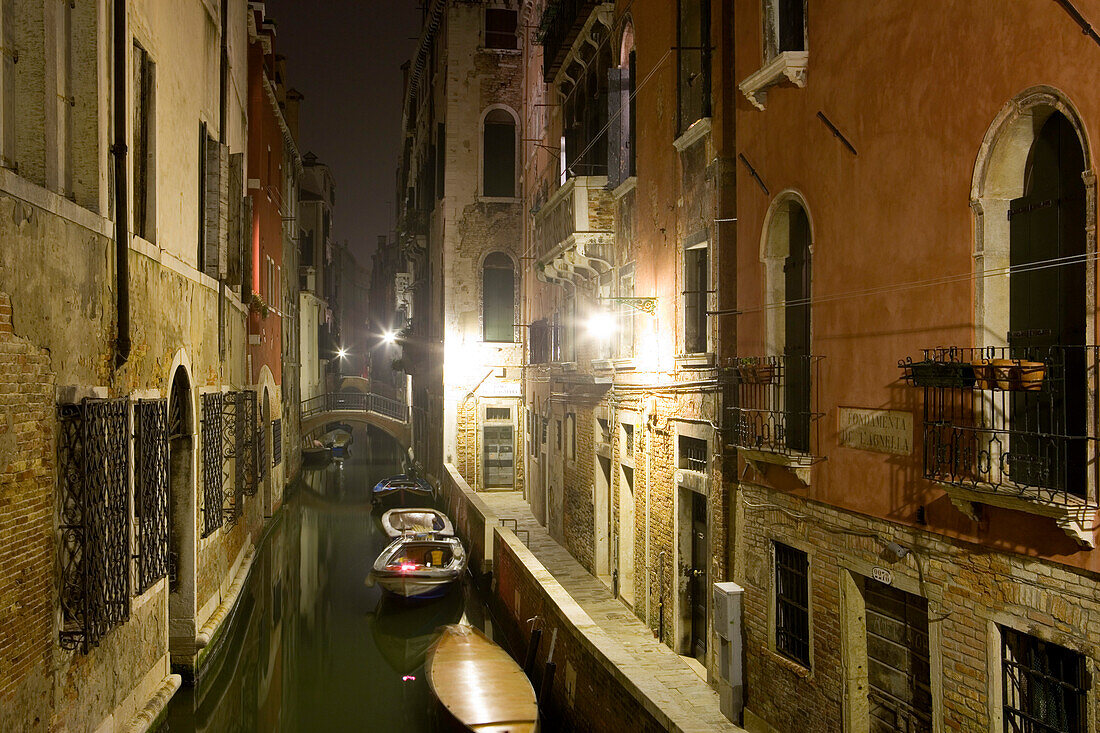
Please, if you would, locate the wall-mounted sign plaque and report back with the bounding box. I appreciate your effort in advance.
[838,407,913,456]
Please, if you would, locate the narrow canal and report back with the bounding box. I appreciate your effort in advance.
[160,427,497,732]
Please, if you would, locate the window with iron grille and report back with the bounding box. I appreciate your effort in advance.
[134,399,169,594]
[1002,627,1086,733]
[58,398,131,653]
[774,542,809,666]
[678,435,708,472]
[623,423,634,456]
[201,393,224,537]
[486,407,511,421]
[485,8,518,50]
[272,418,282,466]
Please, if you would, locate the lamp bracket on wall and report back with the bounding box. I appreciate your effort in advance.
[598,296,658,315]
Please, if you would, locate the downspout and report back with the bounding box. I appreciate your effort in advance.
[112,0,130,368]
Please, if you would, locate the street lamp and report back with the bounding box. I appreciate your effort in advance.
[586,309,616,338]
[337,346,348,359]
[381,330,397,345]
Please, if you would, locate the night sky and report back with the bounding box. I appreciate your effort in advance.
[264,0,421,264]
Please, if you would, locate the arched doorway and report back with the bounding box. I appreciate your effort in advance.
[167,366,196,652]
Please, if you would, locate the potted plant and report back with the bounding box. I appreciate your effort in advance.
[733,358,777,384]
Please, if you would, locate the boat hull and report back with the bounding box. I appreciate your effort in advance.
[370,535,468,600]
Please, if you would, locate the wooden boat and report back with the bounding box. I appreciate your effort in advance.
[425,625,538,733]
[371,474,435,506]
[381,507,454,539]
[302,444,331,466]
[370,534,467,599]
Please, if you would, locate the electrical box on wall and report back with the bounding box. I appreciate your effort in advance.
[712,581,744,724]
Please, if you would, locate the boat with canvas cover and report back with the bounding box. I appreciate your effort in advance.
[370,534,467,599]
[381,507,454,538]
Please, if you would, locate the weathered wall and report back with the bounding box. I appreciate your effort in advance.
[0,292,54,733]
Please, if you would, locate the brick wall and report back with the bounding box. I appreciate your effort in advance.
[492,528,668,733]
[738,480,1100,732]
[0,292,54,732]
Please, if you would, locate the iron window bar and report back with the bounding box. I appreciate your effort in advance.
[134,399,170,594]
[58,397,131,653]
[900,345,1100,508]
[723,354,824,457]
[201,392,225,537]
[774,542,809,667]
[1002,626,1086,733]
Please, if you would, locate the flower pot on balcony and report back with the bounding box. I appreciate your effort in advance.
[904,360,975,388]
[734,364,777,384]
[991,358,1046,391]
[971,360,995,390]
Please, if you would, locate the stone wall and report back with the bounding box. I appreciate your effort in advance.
[0,292,54,732]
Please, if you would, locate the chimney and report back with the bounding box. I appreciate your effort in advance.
[285,89,305,143]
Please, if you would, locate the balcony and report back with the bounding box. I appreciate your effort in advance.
[725,354,823,483]
[900,345,1100,546]
[533,176,615,287]
[536,0,610,81]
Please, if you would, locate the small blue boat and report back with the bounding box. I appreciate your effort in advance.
[371,474,435,506]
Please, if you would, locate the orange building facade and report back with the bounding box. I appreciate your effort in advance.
[729,2,1100,731]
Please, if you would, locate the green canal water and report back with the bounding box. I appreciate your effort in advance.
[160,427,497,732]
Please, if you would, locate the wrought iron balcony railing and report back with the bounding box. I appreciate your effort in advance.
[900,345,1100,507]
[725,354,823,458]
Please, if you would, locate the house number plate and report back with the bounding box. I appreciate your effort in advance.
[871,567,893,585]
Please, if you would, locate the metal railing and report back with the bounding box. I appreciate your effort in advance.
[301,392,410,424]
[900,345,1100,507]
[724,354,823,457]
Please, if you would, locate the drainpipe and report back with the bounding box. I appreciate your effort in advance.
[112,0,130,368]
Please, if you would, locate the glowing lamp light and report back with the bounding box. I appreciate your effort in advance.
[382,330,397,345]
[399,562,419,572]
[402,675,416,682]
[587,310,617,338]
[336,346,348,359]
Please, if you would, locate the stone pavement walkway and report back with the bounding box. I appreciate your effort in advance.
[480,491,744,733]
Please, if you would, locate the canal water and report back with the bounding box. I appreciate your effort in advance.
[160,427,497,732]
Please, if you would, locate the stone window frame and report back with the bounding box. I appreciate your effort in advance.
[481,399,516,489]
[482,4,520,52]
[738,0,808,111]
[480,250,517,344]
[478,103,520,202]
[679,231,712,359]
[131,36,157,244]
[839,556,945,733]
[985,613,1094,733]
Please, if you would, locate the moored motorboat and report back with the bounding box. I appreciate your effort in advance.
[425,624,538,732]
[381,507,454,538]
[302,443,331,466]
[370,534,467,599]
[371,474,436,506]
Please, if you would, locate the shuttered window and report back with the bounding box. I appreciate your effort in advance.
[485,8,517,50]
[483,252,514,342]
[684,245,709,354]
[483,109,515,197]
[777,0,805,52]
[865,580,931,733]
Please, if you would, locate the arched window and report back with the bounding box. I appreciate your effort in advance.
[482,109,516,197]
[762,195,812,453]
[483,252,514,342]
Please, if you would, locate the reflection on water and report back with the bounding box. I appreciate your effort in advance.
[161,428,484,732]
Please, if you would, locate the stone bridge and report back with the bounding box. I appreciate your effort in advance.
[301,392,411,449]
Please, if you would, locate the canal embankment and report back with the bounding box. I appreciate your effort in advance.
[439,464,743,733]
